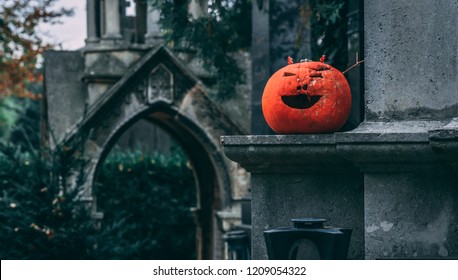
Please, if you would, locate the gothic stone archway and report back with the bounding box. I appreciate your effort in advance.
[53,46,245,259]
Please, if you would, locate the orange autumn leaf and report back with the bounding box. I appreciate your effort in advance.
[0,0,74,100]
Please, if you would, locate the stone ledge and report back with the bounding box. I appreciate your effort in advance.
[429,118,458,170]
[335,121,447,143]
[221,134,336,145]
[429,118,458,141]
[222,134,354,173]
[82,43,153,53]
[222,121,455,174]
[335,121,446,172]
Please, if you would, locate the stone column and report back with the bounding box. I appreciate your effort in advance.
[85,0,99,44]
[336,122,457,259]
[335,0,458,259]
[135,0,147,44]
[144,5,162,45]
[251,0,270,134]
[102,0,122,41]
[222,135,365,260]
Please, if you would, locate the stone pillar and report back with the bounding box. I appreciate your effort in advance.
[335,0,458,259]
[86,0,99,44]
[222,135,365,259]
[135,0,147,44]
[144,5,162,45]
[251,0,270,134]
[336,122,458,259]
[363,0,457,122]
[43,51,87,144]
[102,0,122,41]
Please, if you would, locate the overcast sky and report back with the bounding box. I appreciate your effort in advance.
[38,0,86,50]
[38,0,137,50]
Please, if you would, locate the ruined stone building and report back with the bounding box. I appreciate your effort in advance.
[43,0,250,259]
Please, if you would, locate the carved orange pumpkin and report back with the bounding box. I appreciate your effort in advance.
[262,58,351,134]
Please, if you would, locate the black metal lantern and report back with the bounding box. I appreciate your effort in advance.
[264,218,352,260]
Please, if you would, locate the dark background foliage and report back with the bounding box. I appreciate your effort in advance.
[148,0,252,99]
[309,0,347,70]
[148,0,346,99]
[94,149,196,260]
[0,143,197,259]
[0,141,96,259]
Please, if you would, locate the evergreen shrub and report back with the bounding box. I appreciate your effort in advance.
[0,142,197,259]
[94,148,197,260]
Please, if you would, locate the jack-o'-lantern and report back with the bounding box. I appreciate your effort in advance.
[262,56,351,134]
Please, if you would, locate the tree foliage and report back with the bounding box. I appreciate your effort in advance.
[0,0,73,99]
[148,0,252,99]
[94,148,197,259]
[147,0,347,98]
[279,0,349,72]
[0,0,74,141]
[0,144,197,259]
[0,141,94,259]
[308,0,347,70]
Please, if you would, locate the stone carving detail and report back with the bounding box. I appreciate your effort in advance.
[148,64,174,104]
[123,92,132,105]
[134,79,147,103]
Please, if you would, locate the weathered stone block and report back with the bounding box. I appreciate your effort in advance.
[223,135,365,259]
[252,173,364,259]
[364,170,458,259]
[44,51,87,143]
[364,0,458,121]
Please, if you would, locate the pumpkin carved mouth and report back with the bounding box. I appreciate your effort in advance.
[281,94,322,109]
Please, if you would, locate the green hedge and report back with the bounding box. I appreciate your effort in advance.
[94,148,197,259]
[0,142,94,259]
[0,143,197,259]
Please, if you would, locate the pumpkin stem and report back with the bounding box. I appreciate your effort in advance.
[288,56,294,65]
[320,55,326,63]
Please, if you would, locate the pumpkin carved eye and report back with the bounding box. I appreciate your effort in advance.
[283,72,296,77]
[310,72,323,78]
[311,65,331,71]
